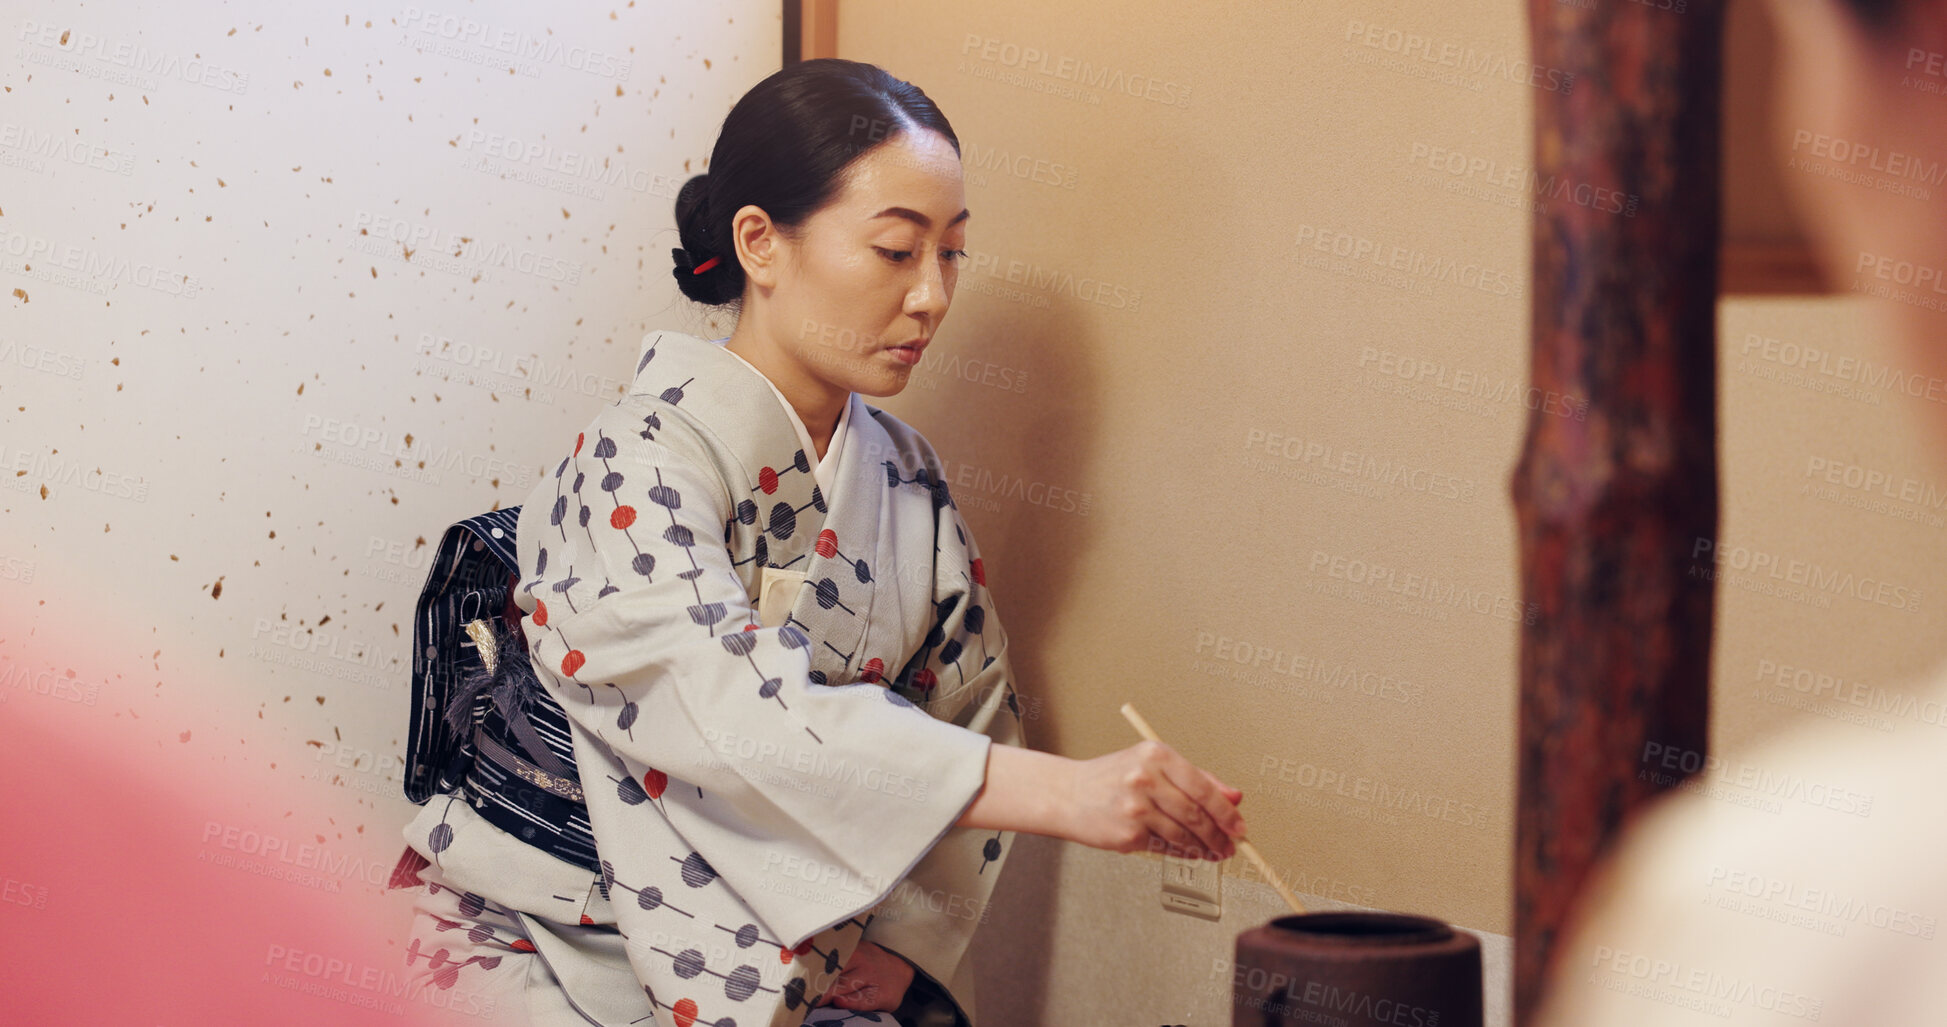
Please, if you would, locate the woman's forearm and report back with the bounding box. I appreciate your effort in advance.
[952,742,1072,838]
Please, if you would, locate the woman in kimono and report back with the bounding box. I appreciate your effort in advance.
[396,58,1248,1027]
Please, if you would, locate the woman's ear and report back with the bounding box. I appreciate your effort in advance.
[731,203,781,291]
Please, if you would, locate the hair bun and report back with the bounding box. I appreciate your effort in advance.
[672,172,735,303]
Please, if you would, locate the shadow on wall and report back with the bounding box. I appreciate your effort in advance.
[896,287,1103,755]
[921,293,1099,1022]
[970,831,1065,1023]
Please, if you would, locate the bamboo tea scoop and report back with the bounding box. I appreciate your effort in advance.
[1119,701,1307,915]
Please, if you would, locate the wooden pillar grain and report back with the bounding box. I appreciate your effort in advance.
[1512,3,1724,1023]
[782,1,838,65]
[802,0,839,60]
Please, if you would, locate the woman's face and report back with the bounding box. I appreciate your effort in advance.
[1767,0,1947,410]
[742,128,969,399]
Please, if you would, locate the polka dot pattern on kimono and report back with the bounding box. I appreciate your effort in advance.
[478,331,1031,1026]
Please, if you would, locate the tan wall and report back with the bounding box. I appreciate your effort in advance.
[835,2,1947,1024]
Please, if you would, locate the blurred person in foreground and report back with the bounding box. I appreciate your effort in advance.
[1535,0,1947,1023]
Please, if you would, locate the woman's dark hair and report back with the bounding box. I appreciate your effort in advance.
[1833,0,1907,35]
[671,59,960,307]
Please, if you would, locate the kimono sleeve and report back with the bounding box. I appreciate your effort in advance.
[511,397,994,948]
[859,496,1028,1025]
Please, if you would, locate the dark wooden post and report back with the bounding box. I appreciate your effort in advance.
[1512,3,1724,1023]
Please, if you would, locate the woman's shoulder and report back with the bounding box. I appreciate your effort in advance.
[859,401,946,469]
[513,392,739,525]
[560,388,726,464]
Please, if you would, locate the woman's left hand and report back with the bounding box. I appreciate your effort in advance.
[815,940,914,1013]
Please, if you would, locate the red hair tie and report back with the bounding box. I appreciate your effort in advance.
[690,255,721,275]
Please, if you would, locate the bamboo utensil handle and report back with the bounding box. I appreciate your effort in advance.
[1119,701,1308,915]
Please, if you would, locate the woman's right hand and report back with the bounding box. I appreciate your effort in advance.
[1062,740,1246,860]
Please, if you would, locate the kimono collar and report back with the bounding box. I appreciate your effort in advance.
[628,329,894,686]
[716,341,853,494]
[630,329,798,452]
[632,330,858,497]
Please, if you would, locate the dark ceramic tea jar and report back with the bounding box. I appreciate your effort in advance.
[1230,912,1482,1027]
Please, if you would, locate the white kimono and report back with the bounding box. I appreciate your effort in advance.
[406,328,1028,1027]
